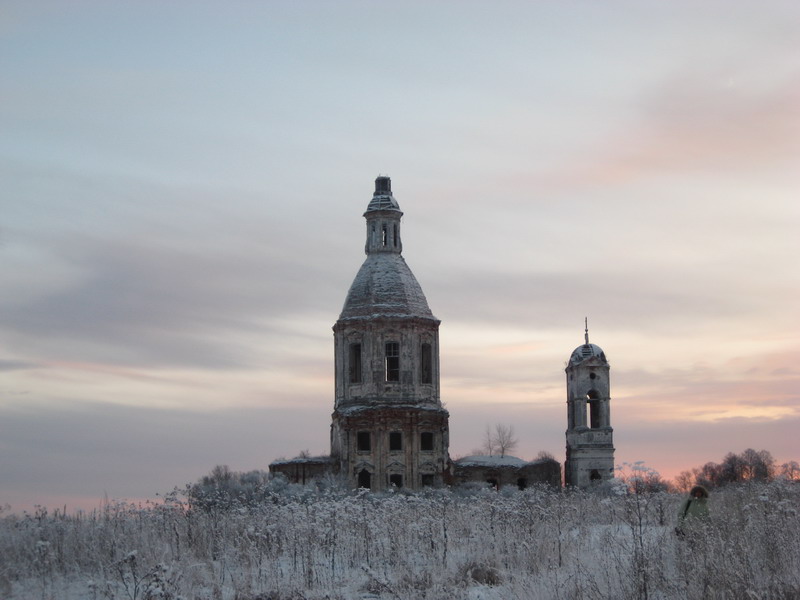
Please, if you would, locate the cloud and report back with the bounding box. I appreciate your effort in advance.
[613,345,800,425]
[428,266,762,335]
[0,398,331,512]
[614,415,800,480]
[0,359,41,371]
[0,226,346,369]
[530,66,800,190]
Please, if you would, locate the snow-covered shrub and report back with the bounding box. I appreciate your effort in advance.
[2,480,798,599]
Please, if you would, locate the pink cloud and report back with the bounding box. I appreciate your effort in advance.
[530,68,800,190]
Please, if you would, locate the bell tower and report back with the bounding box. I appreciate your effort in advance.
[564,320,615,487]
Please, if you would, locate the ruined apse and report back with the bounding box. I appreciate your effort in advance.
[329,176,450,490]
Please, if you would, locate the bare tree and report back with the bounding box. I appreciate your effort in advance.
[675,448,781,489]
[493,424,518,458]
[479,424,520,457]
[535,450,556,461]
[481,425,497,456]
[673,470,695,493]
[780,460,800,480]
[494,424,517,457]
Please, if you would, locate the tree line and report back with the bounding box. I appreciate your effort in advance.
[187,446,799,510]
[674,448,799,491]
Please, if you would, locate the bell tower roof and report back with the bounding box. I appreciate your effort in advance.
[568,343,607,366]
[568,319,608,366]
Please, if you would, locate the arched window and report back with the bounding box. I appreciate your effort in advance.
[349,343,362,383]
[385,342,399,382]
[420,343,432,384]
[358,469,371,489]
[586,390,601,429]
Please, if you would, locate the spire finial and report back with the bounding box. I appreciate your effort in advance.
[584,317,589,345]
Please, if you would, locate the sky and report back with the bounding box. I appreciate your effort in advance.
[1,1,798,514]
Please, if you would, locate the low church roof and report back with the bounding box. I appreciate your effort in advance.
[454,455,529,468]
[338,253,437,321]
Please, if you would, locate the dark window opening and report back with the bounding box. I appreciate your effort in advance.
[517,478,528,490]
[487,478,498,489]
[421,474,434,487]
[389,474,403,488]
[385,342,399,382]
[589,372,596,380]
[420,343,432,384]
[389,431,402,451]
[393,224,398,247]
[349,343,362,383]
[420,432,434,451]
[357,431,371,452]
[590,469,602,481]
[589,401,601,428]
[358,469,371,489]
[381,225,388,247]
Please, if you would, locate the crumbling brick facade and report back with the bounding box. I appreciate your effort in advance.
[453,456,561,489]
[329,176,450,491]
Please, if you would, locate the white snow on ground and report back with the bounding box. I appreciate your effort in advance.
[2,481,799,599]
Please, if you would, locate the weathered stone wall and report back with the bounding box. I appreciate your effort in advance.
[333,316,440,411]
[453,458,561,489]
[332,405,449,491]
[269,457,336,485]
[565,349,615,487]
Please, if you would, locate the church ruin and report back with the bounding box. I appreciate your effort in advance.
[270,175,614,489]
[564,324,615,486]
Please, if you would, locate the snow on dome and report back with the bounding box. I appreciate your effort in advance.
[338,253,437,321]
[366,193,401,212]
[366,175,401,212]
[454,455,529,468]
[569,343,607,365]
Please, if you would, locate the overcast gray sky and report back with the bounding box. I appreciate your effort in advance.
[2,0,799,513]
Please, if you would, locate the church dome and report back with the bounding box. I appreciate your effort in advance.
[338,175,437,322]
[569,343,607,365]
[338,253,436,321]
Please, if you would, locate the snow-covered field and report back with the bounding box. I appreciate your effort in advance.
[2,481,798,600]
